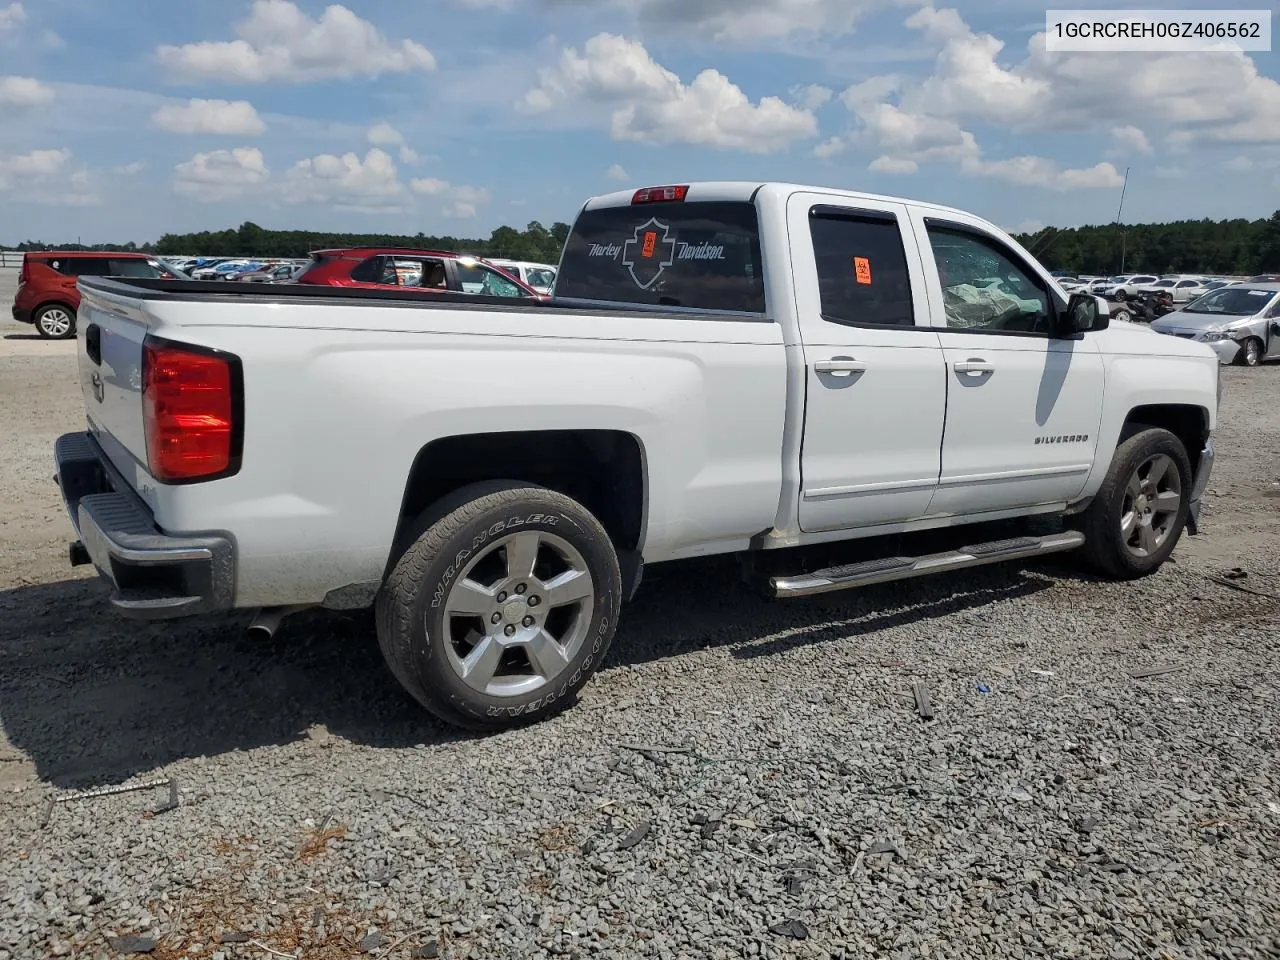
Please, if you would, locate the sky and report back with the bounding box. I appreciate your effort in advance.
[0,0,1277,244]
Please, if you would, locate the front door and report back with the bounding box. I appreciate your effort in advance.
[789,192,946,534]
[909,212,1106,517]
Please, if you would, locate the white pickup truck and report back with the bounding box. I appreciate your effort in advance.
[55,181,1221,730]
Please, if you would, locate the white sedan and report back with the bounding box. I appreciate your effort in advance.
[1136,278,1208,302]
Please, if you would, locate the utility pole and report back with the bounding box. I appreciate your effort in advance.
[1114,166,1130,273]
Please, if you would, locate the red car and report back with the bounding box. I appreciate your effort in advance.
[294,247,546,299]
[12,251,186,339]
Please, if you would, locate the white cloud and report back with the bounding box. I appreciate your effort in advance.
[157,0,435,84]
[790,83,833,111]
[152,98,266,136]
[606,163,629,181]
[1154,165,1186,179]
[0,2,25,32]
[584,0,890,44]
[813,136,846,159]
[868,155,918,175]
[1226,155,1280,172]
[284,147,405,211]
[524,33,817,153]
[174,147,270,202]
[887,5,1280,147]
[961,155,1124,191]
[0,75,54,109]
[820,8,1166,191]
[1008,218,1046,236]
[114,161,146,175]
[1109,124,1151,155]
[0,147,70,187]
[367,121,404,146]
[367,123,419,164]
[0,147,98,205]
[410,177,491,218]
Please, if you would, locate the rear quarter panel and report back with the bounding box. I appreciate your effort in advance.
[131,298,788,607]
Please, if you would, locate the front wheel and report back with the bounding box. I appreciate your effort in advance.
[1112,307,1132,323]
[34,304,76,340]
[1072,426,1192,580]
[1236,337,1262,367]
[375,481,621,731]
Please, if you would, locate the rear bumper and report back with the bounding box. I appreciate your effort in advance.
[1186,438,1214,536]
[54,432,236,619]
[11,304,32,324]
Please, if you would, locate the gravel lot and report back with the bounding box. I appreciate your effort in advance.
[1,271,1278,959]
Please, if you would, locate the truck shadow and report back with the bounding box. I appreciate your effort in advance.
[0,560,1067,788]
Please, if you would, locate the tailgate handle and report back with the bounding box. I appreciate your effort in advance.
[85,323,101,365]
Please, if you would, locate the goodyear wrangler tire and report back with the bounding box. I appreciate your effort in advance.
[375,481,621,731]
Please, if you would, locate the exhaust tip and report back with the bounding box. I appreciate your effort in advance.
[246,604,312,640]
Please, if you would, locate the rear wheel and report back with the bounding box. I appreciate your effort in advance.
[34,304,76,340]
[1072,426,1191,579]
[375,481,621,730]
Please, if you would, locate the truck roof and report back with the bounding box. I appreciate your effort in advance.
[582,180,976,223]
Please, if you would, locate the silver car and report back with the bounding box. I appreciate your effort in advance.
[1150,282,1280,366]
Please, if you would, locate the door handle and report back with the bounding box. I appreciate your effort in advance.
[814,359,866,376]
[953,359,994,376]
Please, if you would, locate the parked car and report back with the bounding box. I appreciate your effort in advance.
[237,264,298,283]
[294,248,544,299]
[1094,274,1159,298]
[11,251,188,339]
[56,180,1219,730]
[1150,282,1280,366]
[486,259,558,295]
[1135,277,1208,303]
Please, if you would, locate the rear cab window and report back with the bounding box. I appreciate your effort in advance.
[555,199,765,314]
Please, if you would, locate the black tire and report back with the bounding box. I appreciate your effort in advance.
[34,303,76,340]
[1235,337,1262,367]
[1072,426,1192,580]
[375,481,621,731]
[1112,307,1132,323]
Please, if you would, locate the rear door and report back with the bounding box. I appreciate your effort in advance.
[788,192,947,533]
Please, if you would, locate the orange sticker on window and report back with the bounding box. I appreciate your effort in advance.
[641,231,657,258]
[854,257,872,285]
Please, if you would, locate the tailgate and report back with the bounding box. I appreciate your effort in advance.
[75,281,154,484]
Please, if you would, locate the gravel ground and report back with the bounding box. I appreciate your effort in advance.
[1,285,1278,960]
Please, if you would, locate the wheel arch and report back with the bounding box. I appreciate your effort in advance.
[386,428,648,593]
[1121,404,1210,476]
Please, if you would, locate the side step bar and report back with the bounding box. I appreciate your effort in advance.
[769,531,1085,599]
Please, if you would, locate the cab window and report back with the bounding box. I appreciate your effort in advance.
[925,223,1053,335]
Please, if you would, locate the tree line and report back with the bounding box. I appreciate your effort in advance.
[3,220,572,265]
[6,210,1278,276]
[1013,210,1280,276]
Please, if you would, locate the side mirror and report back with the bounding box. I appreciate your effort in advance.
[1058,292,1110,337]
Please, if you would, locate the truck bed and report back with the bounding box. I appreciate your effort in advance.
[76,276,770,322]
[69,273,791,610]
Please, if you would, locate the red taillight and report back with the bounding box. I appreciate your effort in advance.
[142,338,241,482]
[19,257,29,283]
[632,185,688,204]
